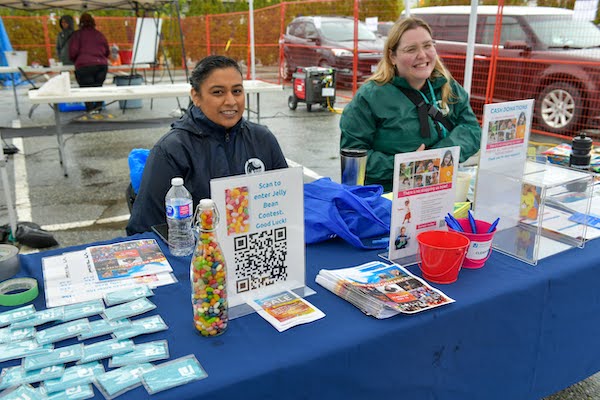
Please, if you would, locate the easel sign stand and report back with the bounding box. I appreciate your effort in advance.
[382,146,460,266]
[210,167,314,319]
[473,99,593,265]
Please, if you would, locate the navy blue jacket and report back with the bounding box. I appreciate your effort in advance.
[126,106,288,235]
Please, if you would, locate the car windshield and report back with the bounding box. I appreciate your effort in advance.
[320,20,377,41]
[527,16,600,48]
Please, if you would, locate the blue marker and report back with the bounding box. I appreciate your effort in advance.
[447,213,463,231]
[445,216,464,232]
[487,218,500,233]
[468,210,478,234]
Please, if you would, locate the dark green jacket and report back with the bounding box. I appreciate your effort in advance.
[340,75,481,191]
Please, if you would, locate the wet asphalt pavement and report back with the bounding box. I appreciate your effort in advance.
[0,71,597,399]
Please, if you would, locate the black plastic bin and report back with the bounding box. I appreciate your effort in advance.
[114,74,143,109]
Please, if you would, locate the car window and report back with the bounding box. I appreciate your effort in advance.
[480,16,526,45]
[438,15,469,42]
[320,20,377,41]
[526,15,600,48]
[305,23,318,38]
[290,22,306,38]
[377,22,393,38]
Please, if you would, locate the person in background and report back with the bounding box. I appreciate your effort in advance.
[55,15,74,66]
[68,12,109,114]
[126,55,288,235]
[340,17,481,191]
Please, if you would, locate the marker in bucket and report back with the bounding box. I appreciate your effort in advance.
[487,218,500,233]
[445,213,464,232]
[467,210,477,234]
[445,216,463,232]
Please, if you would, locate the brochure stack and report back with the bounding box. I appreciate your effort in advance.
[316,261,454,319]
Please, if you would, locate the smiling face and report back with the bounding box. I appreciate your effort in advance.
[389,27,437,90]
[190,67,245,129]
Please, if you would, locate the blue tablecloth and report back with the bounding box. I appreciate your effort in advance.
[4,232,600,399]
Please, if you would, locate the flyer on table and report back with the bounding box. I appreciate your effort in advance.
[211,167,305,308]
[86,239,172,281]
[388,146,460,262]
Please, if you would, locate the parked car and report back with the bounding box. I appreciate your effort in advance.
[409,6,600,135]
[280,16,384,86]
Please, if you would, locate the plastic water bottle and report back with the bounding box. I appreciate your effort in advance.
[165,177,194,256]
[190,199,228,336]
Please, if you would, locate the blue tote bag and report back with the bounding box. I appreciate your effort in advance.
[304,178,391,249]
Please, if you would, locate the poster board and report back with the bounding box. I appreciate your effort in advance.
[474,99,534,230]
[387,146,460,266]
[210,167,311,318]
[132,18,162,64]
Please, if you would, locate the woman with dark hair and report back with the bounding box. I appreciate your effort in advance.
[68,12,109,113]
[126,55,288,235]
[340,17,481,191]
[56,15,74,65]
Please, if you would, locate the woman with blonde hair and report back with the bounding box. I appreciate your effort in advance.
[340,17,481,191]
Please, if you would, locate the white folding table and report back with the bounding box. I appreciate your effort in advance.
[1,64,150,116]
[28,80,283,176]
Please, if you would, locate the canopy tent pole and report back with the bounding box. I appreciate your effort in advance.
[174,0,189,83]
[249,0,256,80]
[462,0,479,96]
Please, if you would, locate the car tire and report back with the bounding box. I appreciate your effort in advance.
[288,95,297,111]
[536,82,583,134]
[280,57,292,81]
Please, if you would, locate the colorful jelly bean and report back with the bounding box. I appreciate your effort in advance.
[225,186,250,235]
[190,199,228,337]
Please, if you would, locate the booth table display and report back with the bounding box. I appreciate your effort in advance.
[3,232,600,399]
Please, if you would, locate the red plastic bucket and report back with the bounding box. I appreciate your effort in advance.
[448,219,496,269]
[416,230,470,284]
[119,50,133,65]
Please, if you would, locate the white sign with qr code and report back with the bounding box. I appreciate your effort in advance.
[211,167,305,308]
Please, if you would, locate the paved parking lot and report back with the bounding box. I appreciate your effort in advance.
[0,73,597,399]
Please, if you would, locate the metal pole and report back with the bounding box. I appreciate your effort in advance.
[174,0,189,82]
[463,0,479,96]
[249,0,256,80]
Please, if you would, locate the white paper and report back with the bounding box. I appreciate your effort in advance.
[42,250,176,308]
[210,167,305,308]
[388,146,460,263]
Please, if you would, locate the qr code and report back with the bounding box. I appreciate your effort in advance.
[233,227,288,293]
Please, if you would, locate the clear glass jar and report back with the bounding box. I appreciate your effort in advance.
[190,199,228,336]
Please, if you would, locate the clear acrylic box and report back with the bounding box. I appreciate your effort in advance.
[474,160,593,265]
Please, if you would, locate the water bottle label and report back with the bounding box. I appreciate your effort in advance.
[166,202,192,219]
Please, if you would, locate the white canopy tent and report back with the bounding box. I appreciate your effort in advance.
[0,0,173,11]
[0,0,185,245]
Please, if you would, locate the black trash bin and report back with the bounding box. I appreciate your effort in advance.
[114,74,144,109]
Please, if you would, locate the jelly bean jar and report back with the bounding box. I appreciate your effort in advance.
[190,199,228,336]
